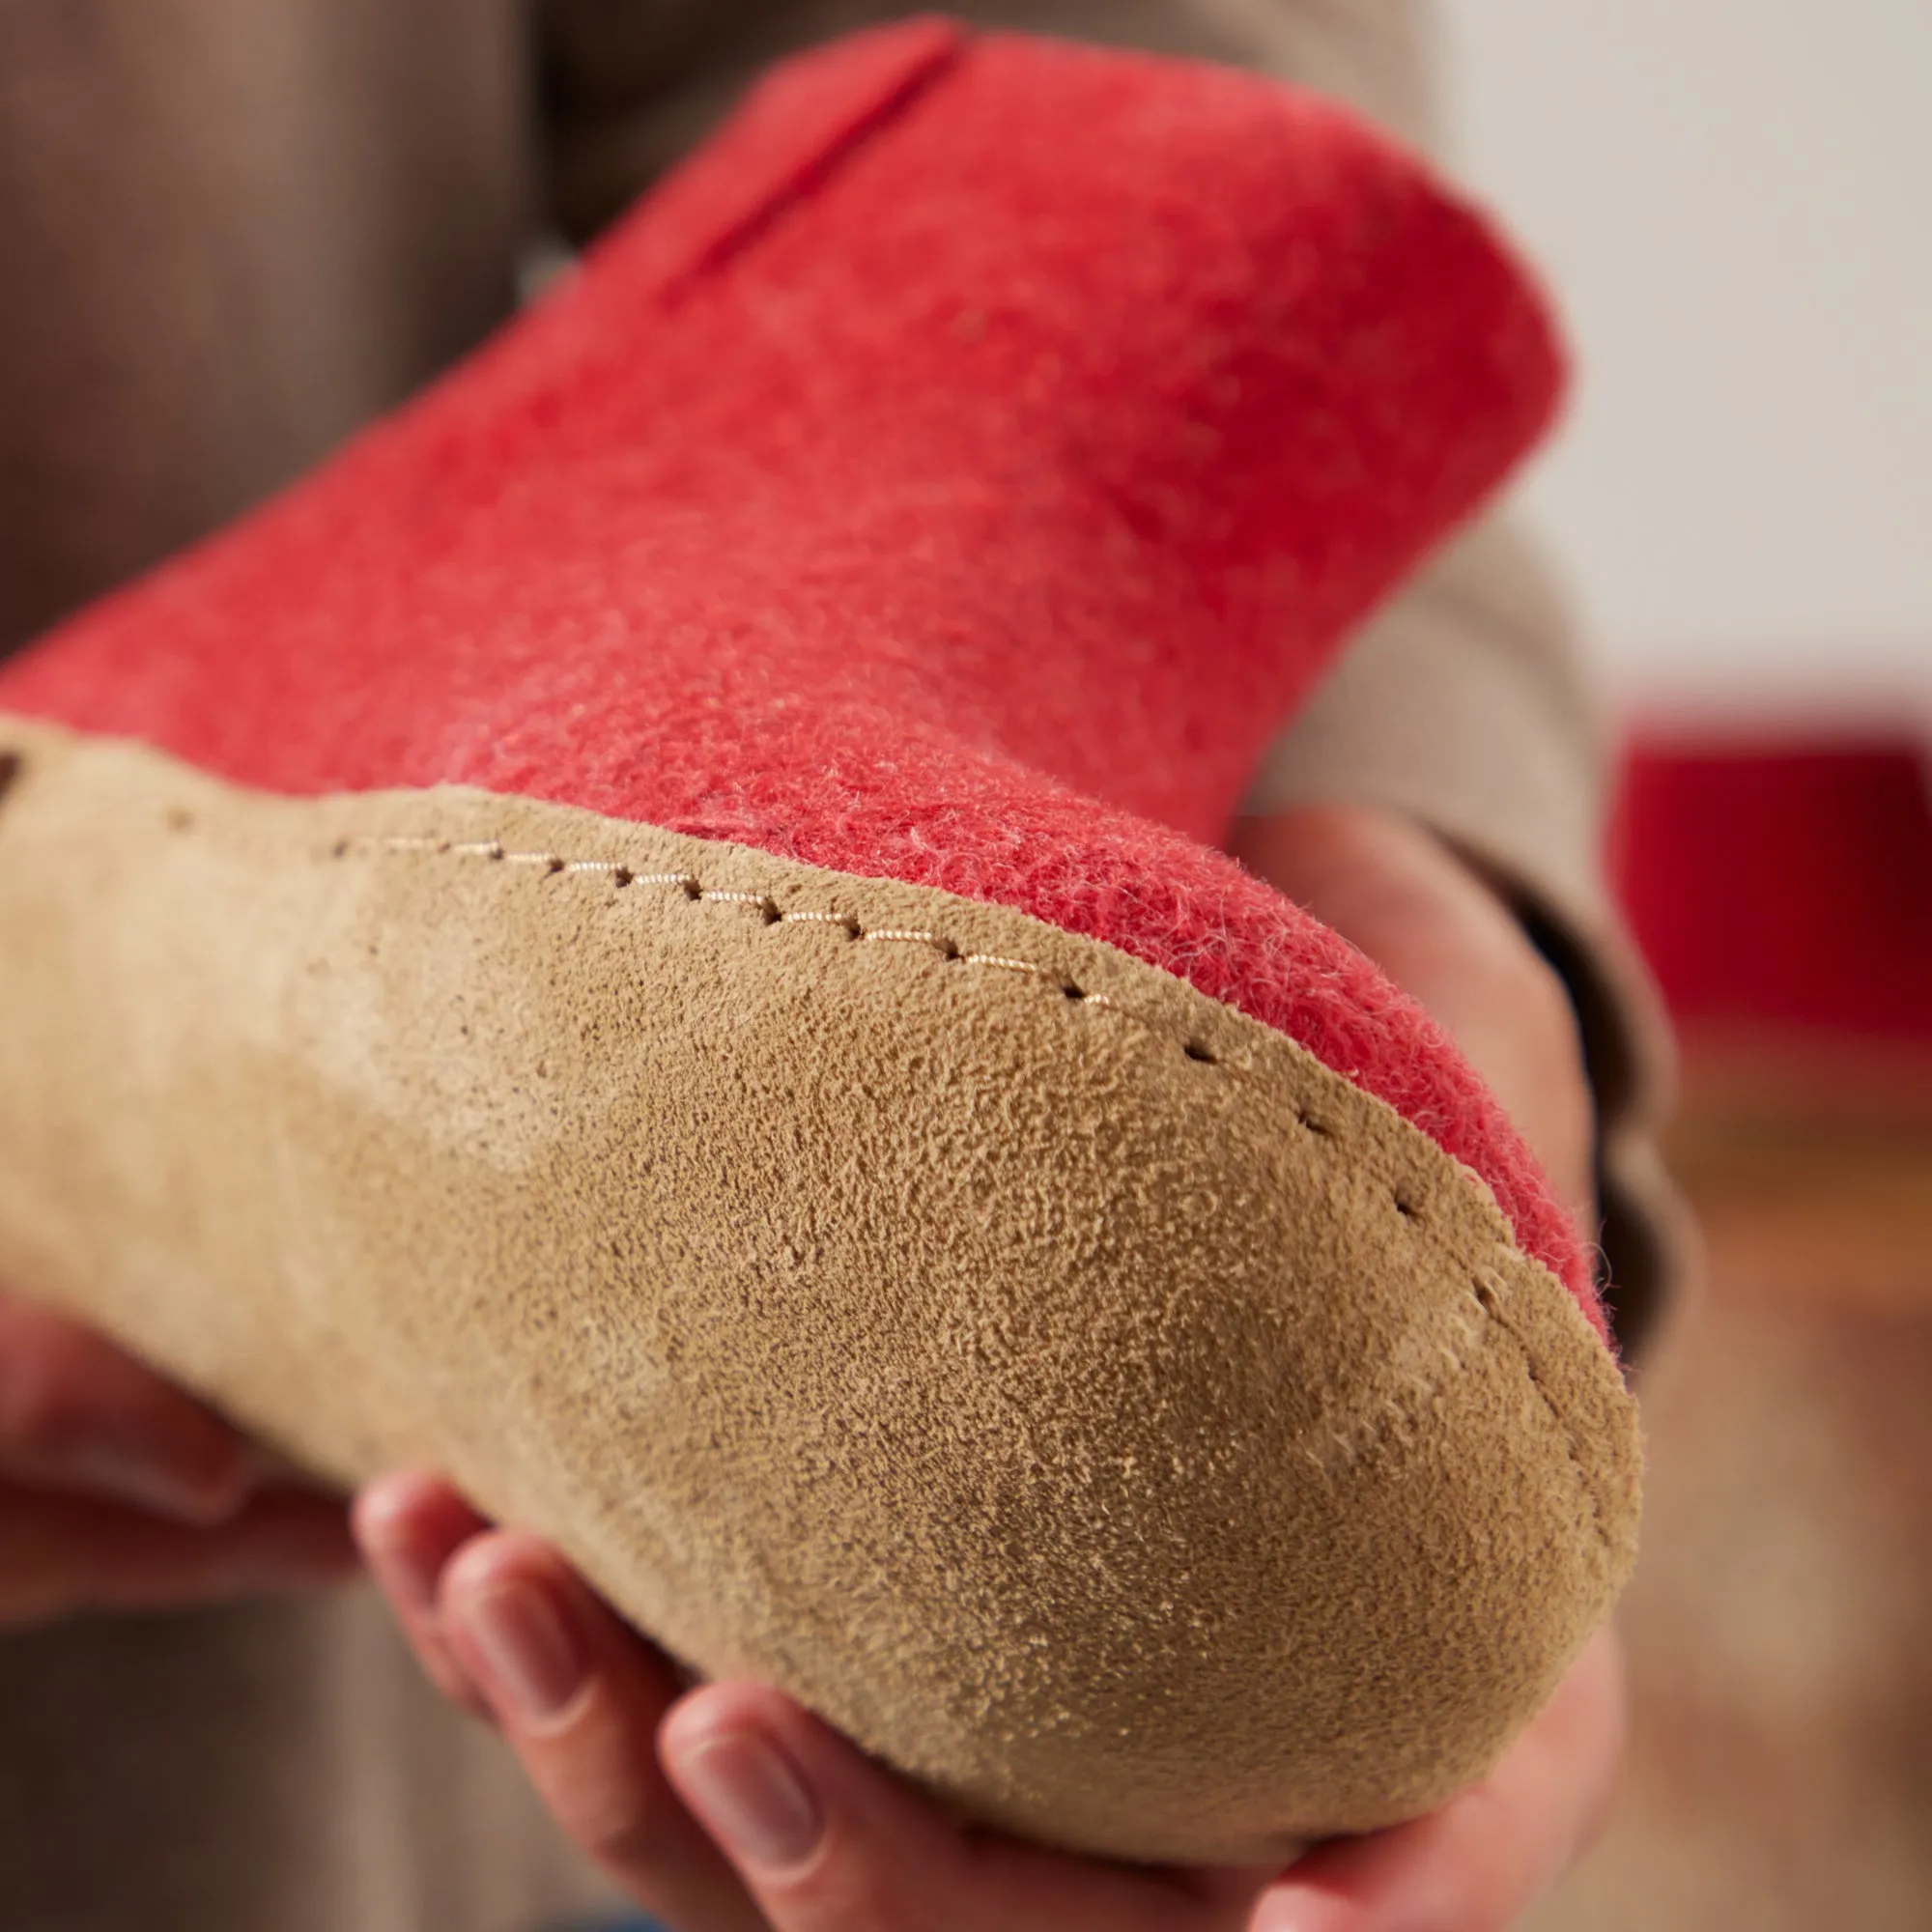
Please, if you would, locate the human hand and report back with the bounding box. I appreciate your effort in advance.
[356,1478,1619,1932]
[0,1291,358,1631]
[355,1474,1283,1931]
[358,800,1623,1931]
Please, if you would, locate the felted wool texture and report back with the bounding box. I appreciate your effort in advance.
[0,720,1641,1863]
[0,19,1598,1328]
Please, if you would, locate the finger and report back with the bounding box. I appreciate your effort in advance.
[1252,1629,1627,1932]
[354,1471,497,1720]
[662,1682,1279,1932]
[439,1532,765,1932]
[0,1479,358,1630]
[0,1292,255,1522]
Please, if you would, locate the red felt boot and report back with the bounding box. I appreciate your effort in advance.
[0,18,1636,1863]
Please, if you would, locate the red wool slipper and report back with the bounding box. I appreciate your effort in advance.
[0,19,1637,1864]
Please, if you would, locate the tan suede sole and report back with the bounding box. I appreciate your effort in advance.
[0,716,1639,1862]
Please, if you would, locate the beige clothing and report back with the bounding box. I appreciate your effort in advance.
[0,1,1674,1924]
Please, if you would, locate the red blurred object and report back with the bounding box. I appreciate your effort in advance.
[1614,733,1932,1045]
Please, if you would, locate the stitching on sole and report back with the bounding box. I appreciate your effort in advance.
[317,829,1562,1321]
[1472,1287,1620,1559]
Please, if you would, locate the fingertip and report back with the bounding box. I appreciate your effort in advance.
[438,1526,577,1622]
[353,1467,483,1537]
[0,1300,257,1523]
[79,1432,256,1527]
[662,1681,808,1756]
[352,1467,439,1530]
[355,1471,490,1610]
[351,1477,501,1719]
[441,1528,653,1686]
[660,1690,828,1882]
[351,1473,418,1561]
[440,1533,613,1733]
[1248,1887,1362,1932]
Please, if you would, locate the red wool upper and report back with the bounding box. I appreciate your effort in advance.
[0,20,1605,1332]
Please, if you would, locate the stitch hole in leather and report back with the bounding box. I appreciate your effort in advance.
[1182,1039,1218,1065]
[0,749,23,810]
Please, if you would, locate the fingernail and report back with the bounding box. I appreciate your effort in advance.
[672,1729,824,1874]
[1250,1899,1350,1932]
[67,1438,247,1525]
[460,1581,590,1724]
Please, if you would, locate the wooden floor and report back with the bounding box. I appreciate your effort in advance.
[1525,1055,1932,1931]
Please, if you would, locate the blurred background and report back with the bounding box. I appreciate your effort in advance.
[1438,3,1932,1925]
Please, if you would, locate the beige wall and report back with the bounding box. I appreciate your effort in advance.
[1439,0,1932,720]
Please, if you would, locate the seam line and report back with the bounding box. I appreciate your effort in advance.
[325,826,1546,1295]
